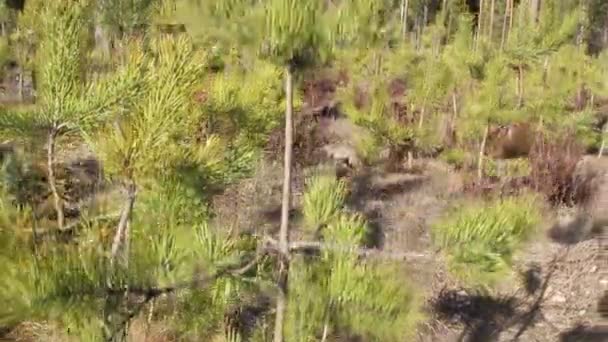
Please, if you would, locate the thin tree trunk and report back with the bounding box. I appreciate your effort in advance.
[452,92,458,118]
[95,23,111,60]
[599,124,606,158]
[407,150,414,169]
[414,16,420,50]
[517,65,524,108]
[124,219,130,268]
[404,0,409,39]
[537,115,544,132]
[422,3,428,41]
[401,0,409,40]
[400,0,405,35]
[321,311,330,342]
[18,70,24,102]
[374,52,382,76]
[542,57,549,86]
[47,128,64,231]
[31,203,39,256]
[144,299,155,340]
[478,123,490,180]
[501,0,510,50]
[530,0,541,25]
[423,3,428,27]
[448,91,458,145]
[447,5,454,36]
[489,0,495,41]
[31,69,37,101]
[418,105,426,129]
[110,182,136,266]
[509,0,514,40]
[273,65,294,342]
[476,0,485,49]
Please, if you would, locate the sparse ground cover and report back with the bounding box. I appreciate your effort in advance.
[0,1,608,341]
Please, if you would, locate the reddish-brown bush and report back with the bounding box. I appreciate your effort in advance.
[528,131,596,207]
[265,113,330,167]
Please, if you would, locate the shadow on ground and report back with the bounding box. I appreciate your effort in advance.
[346,169,428,250]
[559,324,608,342]
[428,251,605,342]
[547,212,601,245]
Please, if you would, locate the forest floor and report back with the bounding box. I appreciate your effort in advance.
[210,115,608,342]
[2,105,607,341]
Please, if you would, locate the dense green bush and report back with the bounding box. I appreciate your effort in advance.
[432,194,542,289]
[302,173,348,231]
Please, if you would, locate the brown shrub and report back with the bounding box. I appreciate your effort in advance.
[265,113,330,167]
[302,77,336,110]
[528,131,596,207]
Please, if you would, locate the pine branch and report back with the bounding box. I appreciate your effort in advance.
[108,251,265,298]
[263,236,432,261]
[102,248,266,341]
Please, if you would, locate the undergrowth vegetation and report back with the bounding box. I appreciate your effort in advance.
[288,172,422,342]
[0,0,606,341]
[432,194,543,289]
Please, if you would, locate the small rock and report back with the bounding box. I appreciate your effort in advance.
[551,294,567,303]
[578,310,586,316]
[590,265,598,273]
[600,279,608,286]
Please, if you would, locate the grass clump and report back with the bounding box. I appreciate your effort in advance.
[440,148,468,170]
[302,173,348,231]
[432,194,542,289]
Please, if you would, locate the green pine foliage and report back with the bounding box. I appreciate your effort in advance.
[285,173,422,342]
[83,35,204,182]
[432,194,542,289]
[2,0,608,340]
[339,78,414,150]
[198,59,291,183]
[302,173,348,231]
